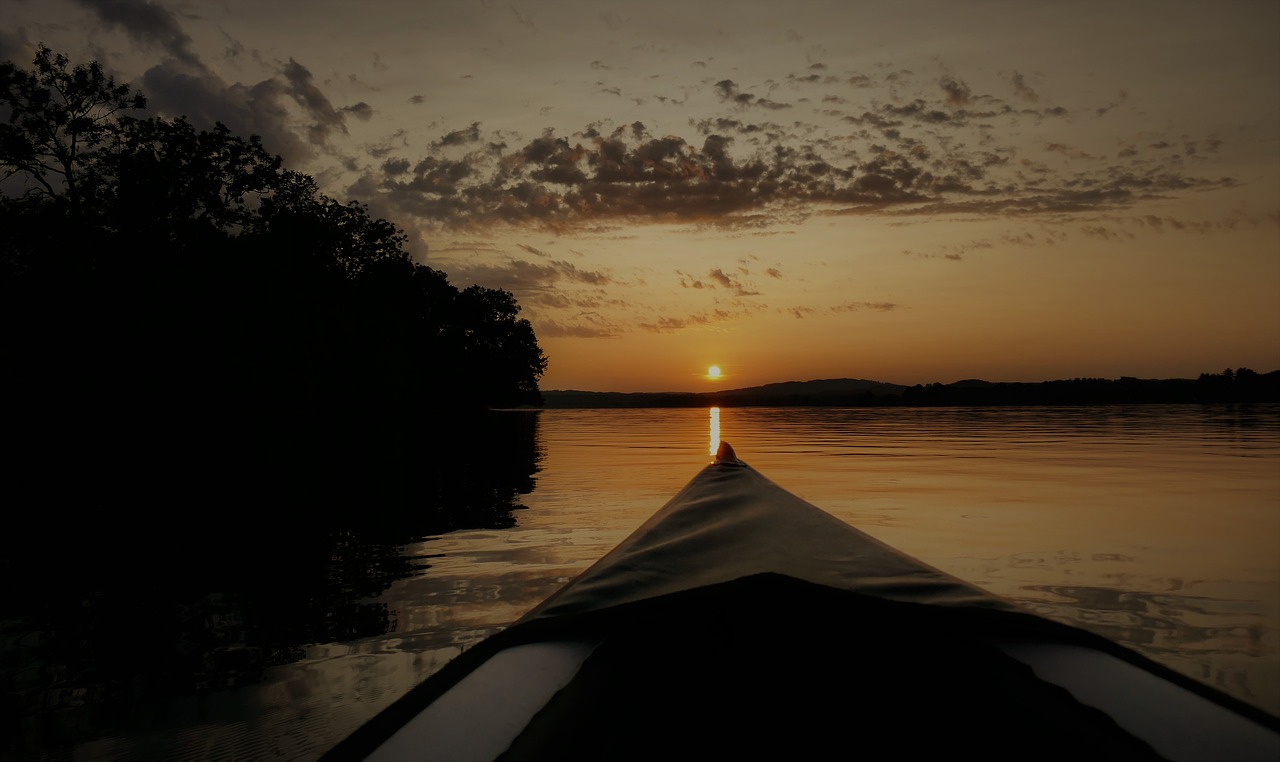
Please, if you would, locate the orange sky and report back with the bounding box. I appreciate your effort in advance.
[4,0,1277,391]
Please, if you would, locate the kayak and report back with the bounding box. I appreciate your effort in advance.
[323,442,1280,761]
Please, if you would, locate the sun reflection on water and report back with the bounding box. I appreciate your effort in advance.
[709,406,720,459]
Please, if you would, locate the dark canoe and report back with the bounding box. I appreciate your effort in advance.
[323,442,1280,762]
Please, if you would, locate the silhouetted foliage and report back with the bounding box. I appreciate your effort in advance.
[0,46,146,215]
[1,47,547,576]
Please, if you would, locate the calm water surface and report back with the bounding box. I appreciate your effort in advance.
[21,404,1280,758]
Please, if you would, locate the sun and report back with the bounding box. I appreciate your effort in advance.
[707,365,722,379]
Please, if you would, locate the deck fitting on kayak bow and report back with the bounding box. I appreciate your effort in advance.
[714,440,743,465]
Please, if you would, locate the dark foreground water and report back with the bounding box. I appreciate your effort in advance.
[3,404,1277,759]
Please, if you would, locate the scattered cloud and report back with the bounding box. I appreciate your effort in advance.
[677,270,709,289]
[343,102,374,121]
[713,79,792,111]
[516,243,551,257]
[331,61,1232,235]
[638,308,738,333]
[1081,225,1134,241]
[437,256,615,300]
[21,6,1232,241]
[0,28,32,64]
[282,59,352,145]
[63,0,374,167]
[786,302,901,318]
[536,316,620,338]
[704,267,760,296]
[1096,90,1129,117]
[939,75,971,105]
[1009,71,1039,102]
[73,0,201,67]
[832,301,900,312]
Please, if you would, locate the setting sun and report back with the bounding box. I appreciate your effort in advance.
[707,365,722,379]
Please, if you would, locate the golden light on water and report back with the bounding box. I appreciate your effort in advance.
[709,406,720,459]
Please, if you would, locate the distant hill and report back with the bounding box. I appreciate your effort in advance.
[709,378,908,405]
[541,370,1280,408]
[542,378,904,408]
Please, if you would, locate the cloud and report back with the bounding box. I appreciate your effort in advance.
[437,257,614,303]
[831,301,900,312]
[638,308,737,333]
[45,18,1223,239]
[713,79,792,110]
[352,95,1236,233]
[383,157,411,175]
[65,0,368,166]
[1096,90,1129,116]
[426,240,507,256]
[536,318,619,339]
[343,102,374,121]
[517,243,551,257]
[1080,225,1132,241]
[939,75,971,105]
[903,239,990,261]
[785,299,904,319]
[707,268,735,288]
[1009,71,1039,102]
[281,59,353,145]
[354,121,965,231]
[677,271,709,289]
[509,6,537,31]
[680,267,758,296]
[691,117,779,135]
[1045,142,1097,160]
[134,64,311,164]
[432,123,484,150]
[74,0,202,68]
[0,29,33,64]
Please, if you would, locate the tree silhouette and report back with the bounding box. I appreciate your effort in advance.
[1,47,547,543]
[0,46,146,213]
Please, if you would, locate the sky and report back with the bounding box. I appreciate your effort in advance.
[3,0,1277,392]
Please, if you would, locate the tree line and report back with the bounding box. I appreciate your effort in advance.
[1,47,547,561]
[542,369,1280,408]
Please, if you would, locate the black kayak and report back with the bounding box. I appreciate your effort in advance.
[323,442,1280,761]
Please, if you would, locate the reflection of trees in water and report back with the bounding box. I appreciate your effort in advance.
[0,410,542,757]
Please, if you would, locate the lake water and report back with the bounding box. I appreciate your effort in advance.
[7,404,1279,759]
